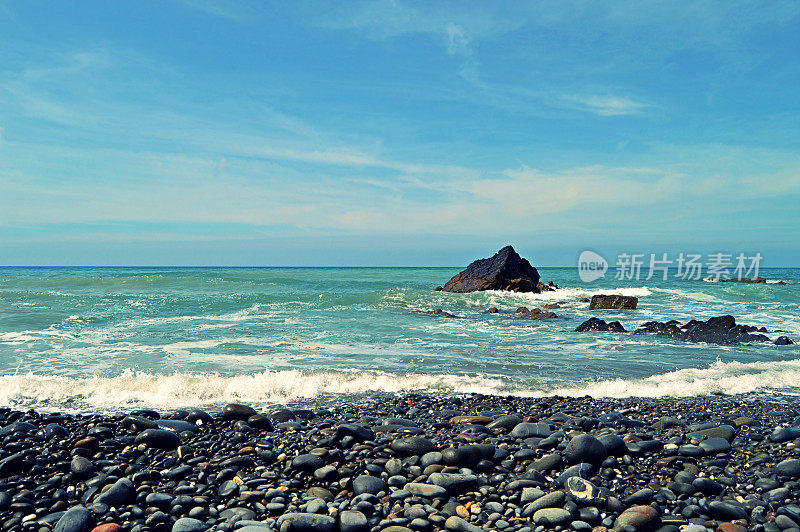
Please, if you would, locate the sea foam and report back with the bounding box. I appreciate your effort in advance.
[3,356,800,413]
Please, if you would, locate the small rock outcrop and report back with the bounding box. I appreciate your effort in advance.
[518,307,558,320]
[441,246,543,293]
[635,315,772,345]
[575,317,626,333]
[575,315,793,346]
[589,294,638,310]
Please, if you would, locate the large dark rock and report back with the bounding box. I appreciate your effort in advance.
[441,246,542,293]
[588,294,638,310]
[634,315,773,345]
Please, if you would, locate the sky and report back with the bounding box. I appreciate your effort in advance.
[0,1,798,266]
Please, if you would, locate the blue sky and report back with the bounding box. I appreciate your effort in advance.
[0,1,798,266]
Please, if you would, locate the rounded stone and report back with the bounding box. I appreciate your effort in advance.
[565,433,607,466]
[94,478,136,508]
[352,475,387,495]
[532,508,572,526]
[133,428,180,449]
[775,459,800,478]
[222,403,257,420]
[172,518,208,532]
[339,510,368,532]
[615,505,660,531]
[54,507,95,532]
[391,436,437,455]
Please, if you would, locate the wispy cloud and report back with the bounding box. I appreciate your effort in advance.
[559,94,650,116]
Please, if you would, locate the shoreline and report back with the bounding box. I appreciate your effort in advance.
[2,392,800,532]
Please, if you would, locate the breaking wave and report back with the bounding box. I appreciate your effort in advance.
[3,356,800,413]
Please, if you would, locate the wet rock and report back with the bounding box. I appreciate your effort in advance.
[441,245,542,293]
[589,294,638,310]
[575,317,627,332]
[222,403,257,420]
[134,428,180,449]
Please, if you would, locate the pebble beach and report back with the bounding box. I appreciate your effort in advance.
[4,392,800,532]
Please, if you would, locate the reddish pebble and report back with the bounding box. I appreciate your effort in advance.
[92,524,123,532]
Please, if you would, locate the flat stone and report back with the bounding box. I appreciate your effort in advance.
[699,437,731,454]
[277,512,336,532]
[404,483,447,498]
[428,472,478,494]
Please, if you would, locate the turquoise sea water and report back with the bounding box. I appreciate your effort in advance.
[1,267,799,411]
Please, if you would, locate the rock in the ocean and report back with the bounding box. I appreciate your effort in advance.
[575,317,626,332]
[635,315,773,345]
[589,294,638,310]
[441,246,542,293]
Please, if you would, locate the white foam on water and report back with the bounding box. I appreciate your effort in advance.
[540,357,800,398]
[3,356,800,412]
[484,286,653,304]
[0,369,509,412]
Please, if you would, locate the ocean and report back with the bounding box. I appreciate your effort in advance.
[0,266,798,412]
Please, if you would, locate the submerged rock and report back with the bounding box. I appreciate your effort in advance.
[441,246,542,293]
